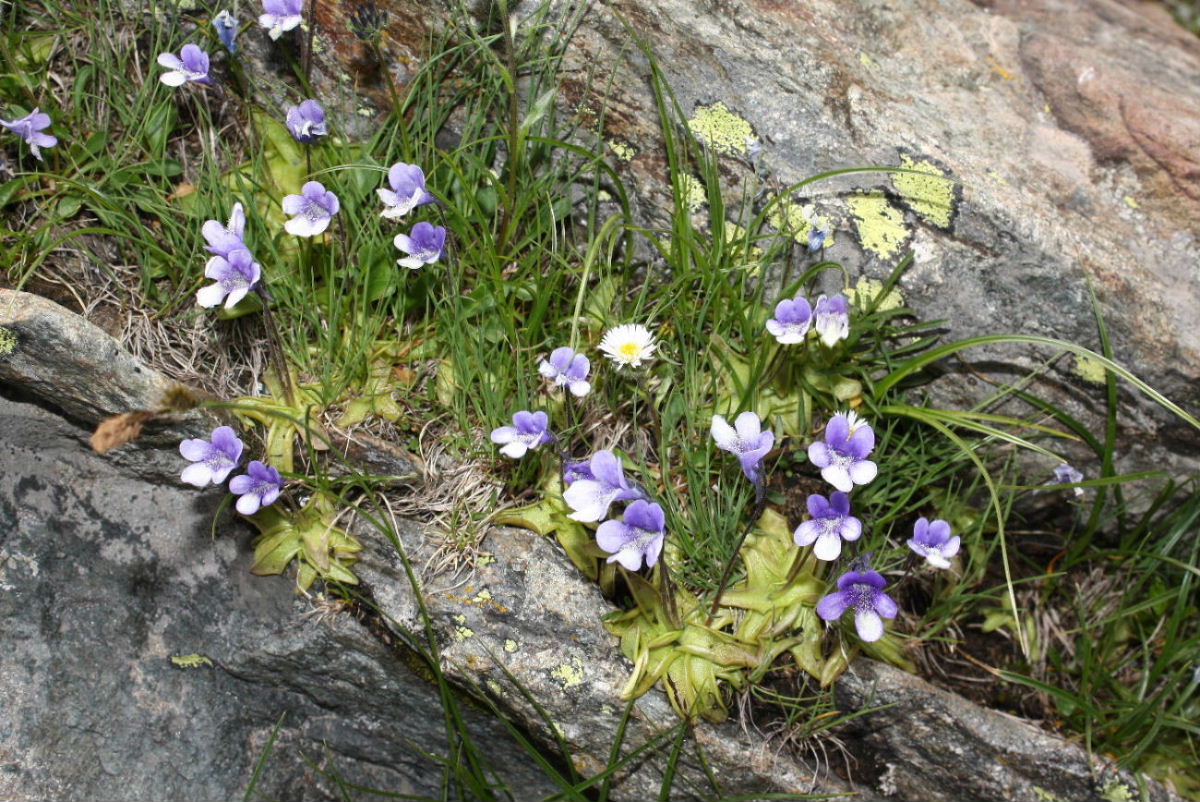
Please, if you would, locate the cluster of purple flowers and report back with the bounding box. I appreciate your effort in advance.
[179,426,283,515]
[379,163,445,269]
[765,292,850,348]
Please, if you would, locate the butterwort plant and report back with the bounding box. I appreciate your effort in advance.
[816,561,898,642]
[710,411,774,488]
[563,450,644,522]
[157,44,211,86]
[490,411,553,459]
[283,181,339,237]
[394,222,446,268]
[539,347,591,397]
[793,491,861,561]
[378,162,435,219]
[808,410,877,493]
[229,461,284,515]
[0,108,56,161]
[285,100,327,144]
[596,499,666,571]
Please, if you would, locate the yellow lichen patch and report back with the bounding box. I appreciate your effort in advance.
[891,155,955,228]
[1123,195,1140,209]
[848,191,909,259]
[486,679,506,697]
[1033,787,1062,802]
[681,174,707,213]
[723,222,764,265]
[0,326,16,356]
[607,139,636,162]
[987,169,1008,185]
[687,102,754,155]
[477,553,496,567]
[1099,780,1133,802]
[850,277,904,312]
[170,654,213,669]
[859,53,874,67]
[767,199,834,247]
[503,639,519,653]
[550,658,586,689]
[1073,353,1108,384]
[454,625,475,641]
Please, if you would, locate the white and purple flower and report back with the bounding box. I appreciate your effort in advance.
[259,0,304,40]
[196,249,261,309]
[179,426,244,487]
[596,499,666,571]
[202,202,248,260]
[229,460,284,515]
[813,293,850,347]
[378,162,435,219]
[907,517,959,569]
[1052,463,1085,497]
[793,491,862,561]
[489,410,553,459]
[563,449,643,522]
[765,295,812,345]
[282,181,339,237]
[816,567,898,642]
[285,99,327,144]
[394,221,446,269]
[710,411,774,485]
[0,108,56,161]
[157,44,212,87]
[808,410,877,493]
[538,347,591,397]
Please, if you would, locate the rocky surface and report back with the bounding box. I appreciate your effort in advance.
[302,0,1200,480]
[0,290,1181,800]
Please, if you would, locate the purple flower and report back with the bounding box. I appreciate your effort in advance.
[196,249,261,309]
[378,162,435,219]
[489,411,553,459]
[213,10,238,53]
[807,410,877,493]
[765,295,812,344]
[538,347,591,397]
[562,450,643,522]
[282,181,339,237]
[394,222,446,269]
[202,202,248,260]
[228,460,284,515]
[793,491,862,561]
[0,108,57,161]
[907,517,959,569]
[816,568,898,642]
[710,411,774,485]
[1052,463,1085,497]
[596,499,666,571]
[259,0,304,40]
[179,426,244,487]
[285,100,327,144]
[813,293,850,347]
[157,44,212,87]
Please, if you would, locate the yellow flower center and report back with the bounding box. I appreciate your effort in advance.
[618,342,641,359]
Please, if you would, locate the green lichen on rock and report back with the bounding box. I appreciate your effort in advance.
[607,139,635,161]
[681,174,707,213]
[0,326,16,356]
[890,155,955,228]
[1099,780,1133,802]
[850,276,904,311]
[687,102,754,155]
[550,658,586,689]
[767,199,834,247]
[1073,353,1108,384]
[848,191,909,259]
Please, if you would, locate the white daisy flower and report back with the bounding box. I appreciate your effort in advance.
[599,324,657,369]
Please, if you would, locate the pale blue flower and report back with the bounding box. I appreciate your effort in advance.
[394,221,446,269]
[259,0,304,40]
[282,181,339,237]
[816,566,898,642]
[539,347,590,397]
[596,499,666,571]
[1052,463,1085,497]
[378,162,435,219]
[179,426,244,487]
[157,44,212,86]
[710,411,774,485]
[563,450,644,522]
[490,411,552,459]
[813,293,850,347]
[0,108,56,161]
[907,517,959,569]
[793,491,861,561]
[202,202,248,260]
[196,249,261,309]
[808,410,877,493]
[213,10,238,53]
[765,295,812,344]
[285,100,327,144]
[229,460,284,515]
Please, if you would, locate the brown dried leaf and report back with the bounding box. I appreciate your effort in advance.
[90,411,154,454]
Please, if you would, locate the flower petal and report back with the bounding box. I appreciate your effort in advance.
[854,609,884,642]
